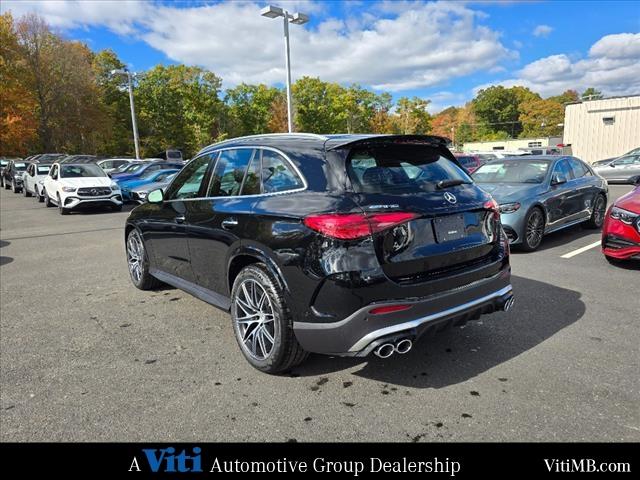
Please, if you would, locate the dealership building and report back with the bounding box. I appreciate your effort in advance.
[563,95,640,164]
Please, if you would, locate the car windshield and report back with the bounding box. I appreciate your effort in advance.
[60,164,106,178]
[37,165,52,174]
[456,156,476,166]
[139,169,163,180]
[473,161,550,184]
[347,145,471,194]
[124,164,145,173]
[14,163,27,170]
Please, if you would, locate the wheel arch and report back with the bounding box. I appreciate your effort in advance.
[227,245,288,298]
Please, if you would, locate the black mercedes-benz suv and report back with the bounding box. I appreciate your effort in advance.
[125,134,513,373]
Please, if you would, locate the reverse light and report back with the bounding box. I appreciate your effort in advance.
[303,212,418,240]
[499,202,521,214]
[369,304,413,315]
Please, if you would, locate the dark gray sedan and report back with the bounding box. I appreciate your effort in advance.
[472,156,608,251]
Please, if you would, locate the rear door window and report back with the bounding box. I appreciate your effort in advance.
[347,145,470,194]
[208,149,255,197]
[261,150,304,193]
[569,158,590,178]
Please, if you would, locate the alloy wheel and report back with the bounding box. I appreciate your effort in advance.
[126,230,144,283]
[593,196,606,227]
[526,209,544,248]
[233,279,276,360]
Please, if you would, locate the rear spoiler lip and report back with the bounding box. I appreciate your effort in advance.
[325,134,452,151]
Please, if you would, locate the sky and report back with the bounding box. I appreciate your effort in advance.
[3,0,640,113]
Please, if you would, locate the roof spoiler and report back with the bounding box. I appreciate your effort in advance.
[326,134,451,151]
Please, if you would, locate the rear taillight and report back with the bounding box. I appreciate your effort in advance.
[303,212,418,240]
[483,198,500,242]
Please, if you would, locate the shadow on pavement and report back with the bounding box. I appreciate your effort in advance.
[290,275,584,388]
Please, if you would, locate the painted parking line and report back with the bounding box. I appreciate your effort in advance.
[560,240,602,259]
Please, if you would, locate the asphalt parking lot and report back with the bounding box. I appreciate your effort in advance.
[1,185,638,442]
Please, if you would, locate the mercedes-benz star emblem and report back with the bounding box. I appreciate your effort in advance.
[91,189,98,195]
[444,192,457,204]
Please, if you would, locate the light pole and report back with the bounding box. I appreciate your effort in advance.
[261,5,309,133]
[111,68,141,159]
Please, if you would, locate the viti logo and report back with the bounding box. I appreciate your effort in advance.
[129,447,203,473]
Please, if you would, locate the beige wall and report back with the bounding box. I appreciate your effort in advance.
[563,96,640,164]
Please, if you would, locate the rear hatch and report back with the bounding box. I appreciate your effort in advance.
[343,141,500,284]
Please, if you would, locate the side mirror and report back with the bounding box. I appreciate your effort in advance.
[551,173,567,186]
[147,188,164,204]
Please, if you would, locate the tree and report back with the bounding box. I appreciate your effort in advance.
[136,65,224,156]
[430,106,458,139]
[14,13,108,153]
[519,98,564,137]
[225,83,281,137]
[581,87,603,100]
[472,86,522,138]
[548,89,579,105]
[267,91,288,133]
[0,13,37,155]
[292,77,343,133]
[393,97,431,134]
[92,49,132,156]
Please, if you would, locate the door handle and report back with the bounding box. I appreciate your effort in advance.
[175,215,186,224]
[221,218,238,230]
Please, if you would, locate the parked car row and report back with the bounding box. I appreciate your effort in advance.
[3,153,185,214]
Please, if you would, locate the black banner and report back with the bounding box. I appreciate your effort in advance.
[0,443,635,476]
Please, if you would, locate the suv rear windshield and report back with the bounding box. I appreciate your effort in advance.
[347,145,470,194]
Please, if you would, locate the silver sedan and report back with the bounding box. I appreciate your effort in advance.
[472,156,608,251]
[593,153,640,184]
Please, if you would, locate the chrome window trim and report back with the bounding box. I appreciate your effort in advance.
[162,145,308,203]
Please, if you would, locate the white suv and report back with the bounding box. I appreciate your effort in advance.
[22,162,54,202]
[43,162,123,215]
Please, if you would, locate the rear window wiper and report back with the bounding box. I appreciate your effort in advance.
[436,179,471,189]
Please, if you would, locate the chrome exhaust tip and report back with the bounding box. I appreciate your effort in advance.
[395,338,413,354]
[374,343,395,359]
[503,297,515,312]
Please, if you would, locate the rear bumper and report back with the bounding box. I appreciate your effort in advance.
[293,266,512,356]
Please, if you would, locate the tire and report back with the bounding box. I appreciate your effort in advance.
[521,207,545,252]
[44,190,54,207]
[58,194,69,215]
[584,194,606,229]
[126,229,161,290]
[23,185,32,197]
[36,188,44,203]
[230,263,308,374]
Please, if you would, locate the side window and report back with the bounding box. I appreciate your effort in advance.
[208,149,254,197]
[262,150,304,193]
[552,159,573,181]
[166,155,212,200]
[241,151,261,195]
[569,158,589,178]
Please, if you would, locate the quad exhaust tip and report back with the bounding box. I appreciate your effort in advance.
[395,338,413,354]
[503,297,515,312]
[374,343,395,358]
[374,338,413,358]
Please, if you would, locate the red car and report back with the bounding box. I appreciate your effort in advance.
[454,153,482,174]
[602,183,640,262]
